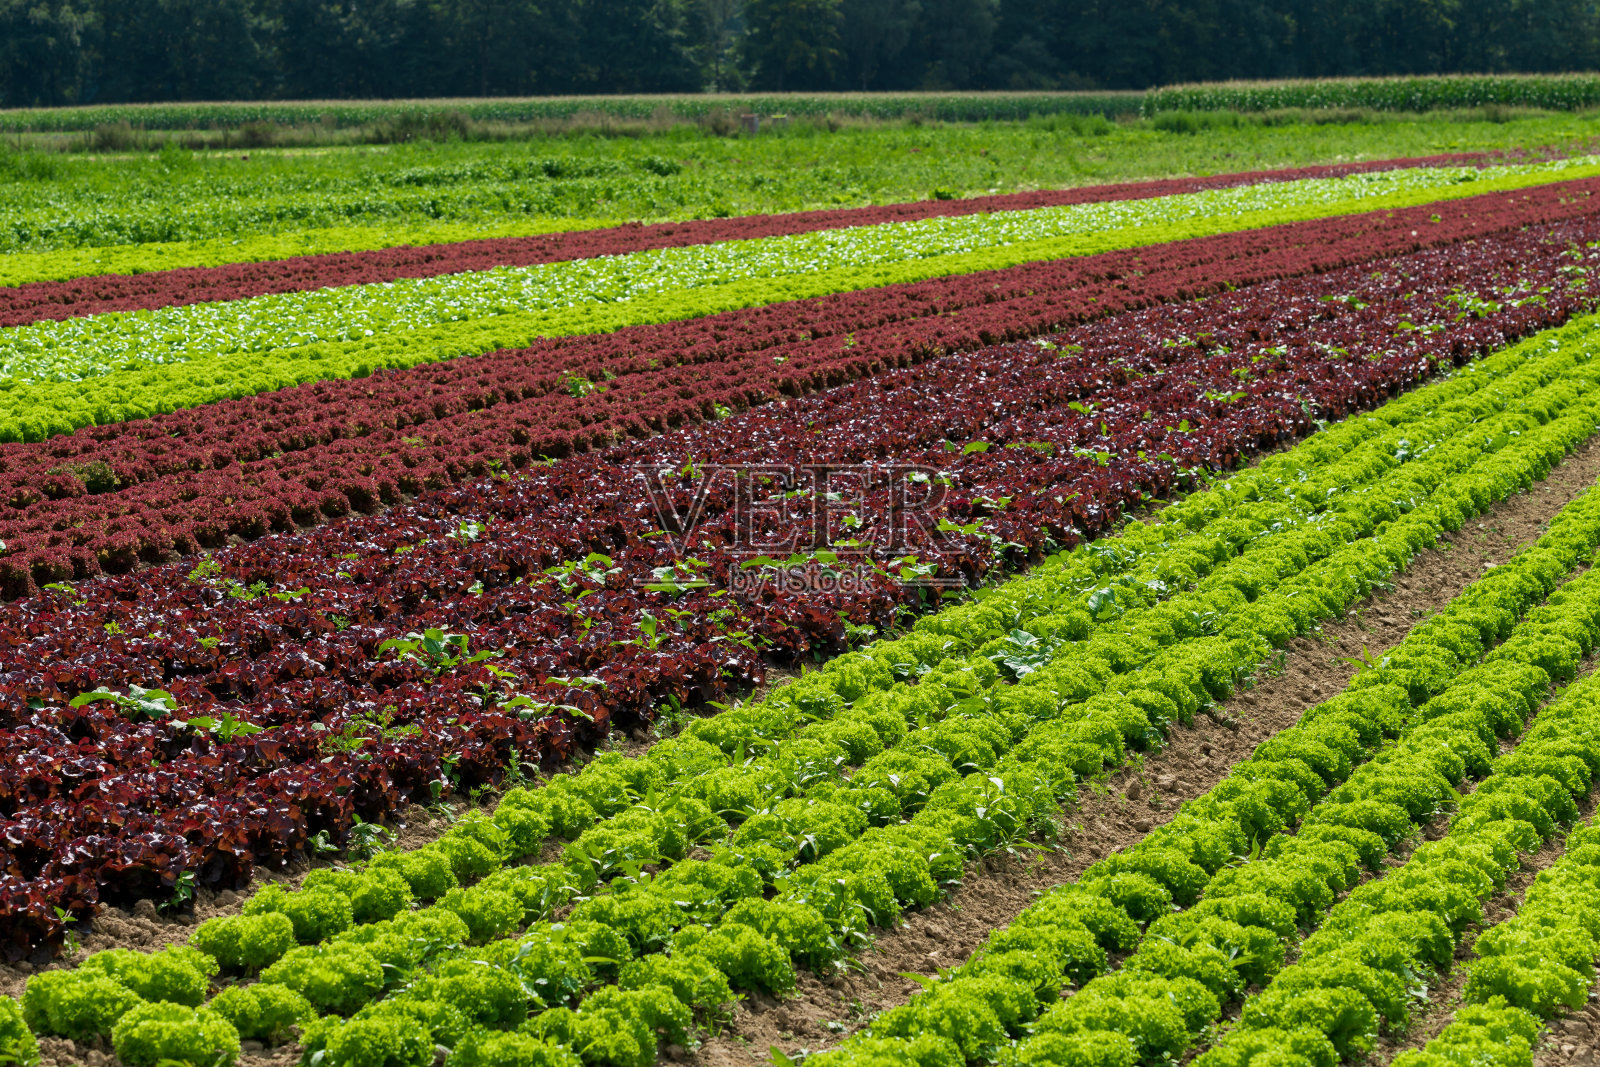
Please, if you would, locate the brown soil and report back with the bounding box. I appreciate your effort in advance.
[689,437,1600,1067]
[1538,1002,1600,1067]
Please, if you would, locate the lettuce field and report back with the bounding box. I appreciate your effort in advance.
[7,126,1600,1067]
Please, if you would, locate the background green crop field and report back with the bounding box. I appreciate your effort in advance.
[6,77,1600,133]
[1142,74,1600,115]
[0,91,1144,133]
[2,109,1597,259]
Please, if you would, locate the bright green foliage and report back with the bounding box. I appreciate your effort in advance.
[412,957,531,1029]
[1396,998,1541,1067]
[618,954,734,1012]
[1034,981,1192,1061]
[79,945,218,1008]
[1465,955,1588,1017]
[0,997,39,1067]
[370,846,459,900]
[304,866,415,924]
[1081,872,1171,923]
[674,922,795,994]
[302,1010,434,1067]
[191,911,298,972]
[1125,939,1241,1000]
[477,866,577,925]
[874,975,1038,1060]
[470,936,590,1011]
[524,986,686,1067]
[985,922,1105,989]
[719,897,837,971]
[1020,892,1141,953]
[207,983,314,1044]
[334,911,467,973]
[110,1002,241,1067]
[569,890,679,956]
[809,1034,965,1067]
[1089,848,1208,907]
[1239,985,1381,1057]
[449,1030,583,1067]
[244,883,353,943]
[438,885,524,943]
[20,969,139,1042]
[436,813,512,881]
[1191,1027,1338,1067]
[300,997,475,1062]
[1146,913,1283,986]
[1005,1030,1138,1067]
[259,942,385,1016]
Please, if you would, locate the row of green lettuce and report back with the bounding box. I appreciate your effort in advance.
[4,316,1597,1066]
[818,505,1600,1067]
[6,158,1599,442]
[1189,618,1600,1066]
[0,217,610,290]
[1389,814,1600,1067]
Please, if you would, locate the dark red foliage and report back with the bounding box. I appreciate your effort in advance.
[0,153,1500,326]
[2,176,1598,594]
[0,188,1593,954]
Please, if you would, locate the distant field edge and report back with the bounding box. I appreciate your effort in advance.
[1143,72,1600,115]
[7,75,1600,134]
[0,91,1145,133]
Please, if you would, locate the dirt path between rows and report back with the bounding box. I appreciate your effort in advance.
[689,437,1600,1067]
[1537,992,1600,1067]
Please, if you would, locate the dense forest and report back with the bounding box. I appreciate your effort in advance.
[3,0,1599,107]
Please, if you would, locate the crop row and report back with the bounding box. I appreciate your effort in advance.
[0,91,1143,135]
[0,218,1593,957]
[0,308,1584,966]
[6,180,1600,591]
[0,154,1497,321]
[1392,814,1600,1067]
[1190,629,1600,1065]
[1143,73,1600,115]
[820,481,1600,1067]
[5,158,1577,392]
[21,369,1600,1066]
[5,165,1597,448]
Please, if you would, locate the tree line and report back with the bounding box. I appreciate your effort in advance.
[4,0,1600,109]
